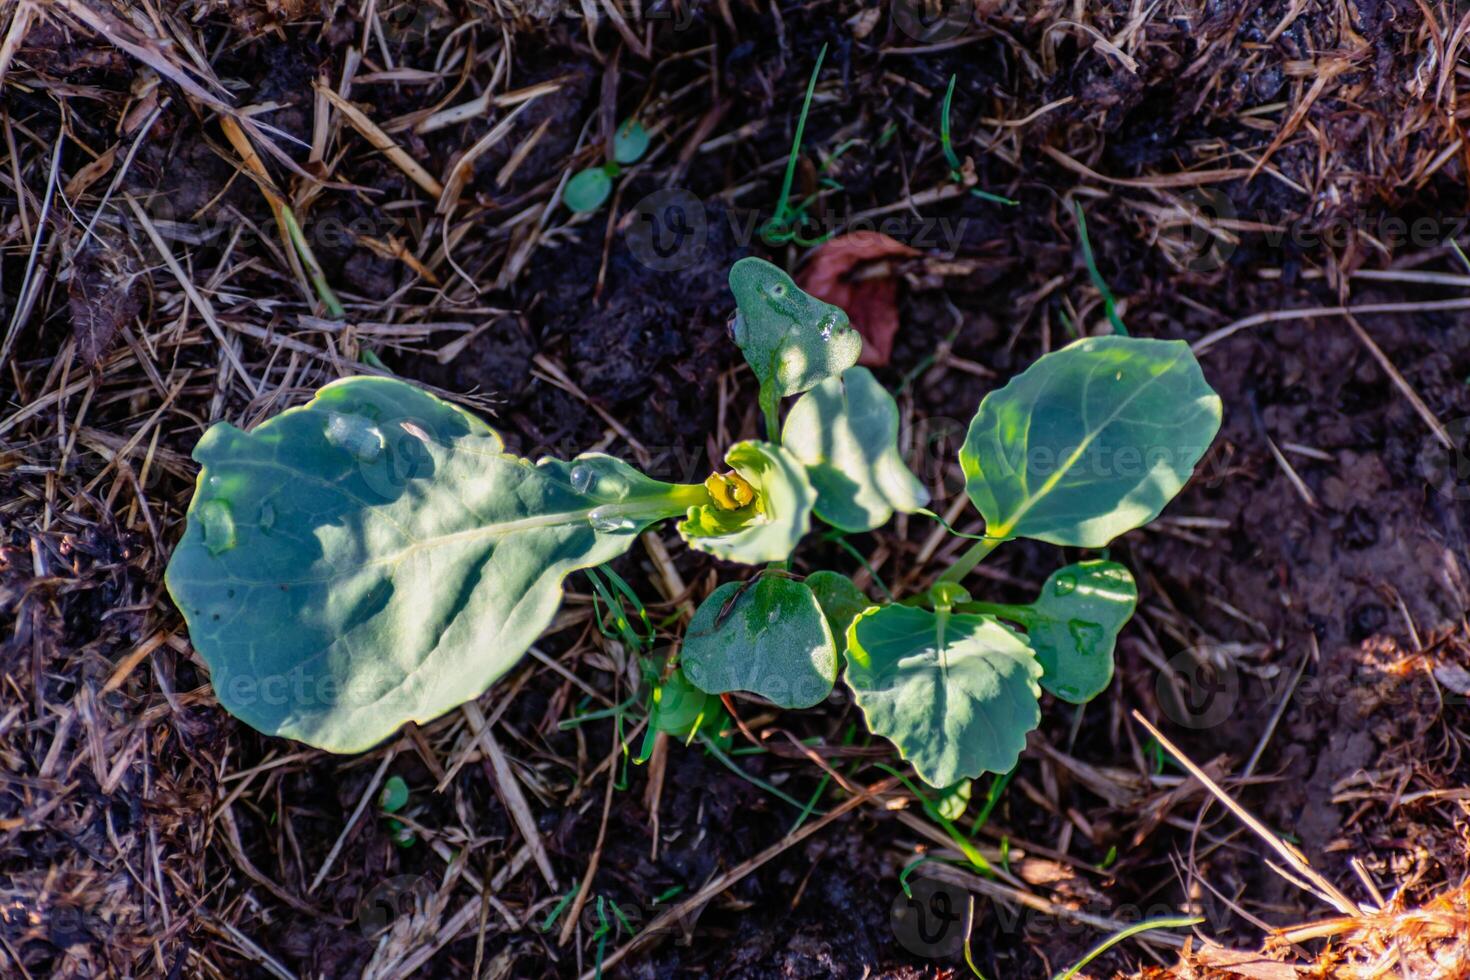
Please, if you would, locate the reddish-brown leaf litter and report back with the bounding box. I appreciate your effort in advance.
[3,2,1470,978]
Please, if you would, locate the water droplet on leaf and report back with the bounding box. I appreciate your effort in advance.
[1053,574,1077,596]
[569,464,595,494]
[325,412,385,462]
[199,499,236,555]
[817,311,838,340]
[588,506,635,533]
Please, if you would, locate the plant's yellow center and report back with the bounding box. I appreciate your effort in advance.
[704,470,756,511]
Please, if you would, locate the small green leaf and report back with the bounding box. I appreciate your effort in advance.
[844,605,1042,787]
[783,367,929,531]
[563,168,612,212]
[379,775,409,813]
[612,118,650,164]
[651,668,726,741]
[678,440,814,564]
[388,818,416,847]
[804,570,869,658]
[960,336,1221,547]
[682,576,837,709]
[165,377,702,752]
[935,779,972,821]
[727,257,861,401]
[1019,561,1136,704]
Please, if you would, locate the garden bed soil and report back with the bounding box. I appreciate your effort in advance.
[4,2,1470,978]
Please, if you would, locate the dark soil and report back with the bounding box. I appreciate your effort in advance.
[4,1,1470,978]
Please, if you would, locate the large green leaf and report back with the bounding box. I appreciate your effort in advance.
[678,440,814,564]
[728,257,861,400]
[804,570,870,658]
[844,604,1041,787]
[165,377,703,752]
[783,367,929,531]
[681,576,837,709]
[971,561,1136,704]
[959,336,1221,547]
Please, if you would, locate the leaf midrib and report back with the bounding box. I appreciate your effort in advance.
[991,346,1188,538]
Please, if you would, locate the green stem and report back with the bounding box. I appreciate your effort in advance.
[666,482,711,512]
[937,535,1004,585]
[591,482,708,530]
[940,74,961,174]
[281,206,345,318]
[1073,201,1126,337]
[953,600,1031,624]
[759,385,781,444]
[764,43,828,240]
[700,735,819,813]
[1052,916,1203,980]
[874,763,993,875]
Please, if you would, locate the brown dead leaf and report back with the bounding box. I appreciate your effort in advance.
[796,232,919,368]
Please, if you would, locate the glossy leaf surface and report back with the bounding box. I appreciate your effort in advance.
[960,336,1221,547]
[613,119,650,164]
[804,570,870,658]
[844,604,1041,786]
[1017,561,1136,704]
[783,367,929,531]
[563,168,612,211]
[727,257,862,400]
[166,377,698,752]
[682,576,837,708]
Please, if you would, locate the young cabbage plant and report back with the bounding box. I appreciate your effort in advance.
[166,256,1220,792]
[681,258,1221,788]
